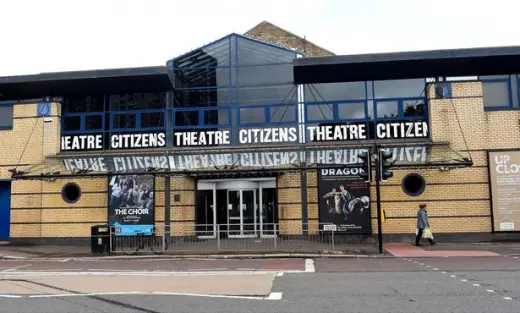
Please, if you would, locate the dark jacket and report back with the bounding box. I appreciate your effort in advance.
[417,208,429,229]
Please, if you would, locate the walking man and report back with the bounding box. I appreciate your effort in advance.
[416,203,435,246]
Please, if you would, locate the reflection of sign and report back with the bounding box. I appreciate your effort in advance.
[62,146,429,173]
[489,151,520,232]
[318,167,371,234]
[60,132,166,151]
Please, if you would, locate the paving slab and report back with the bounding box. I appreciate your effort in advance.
[385,243,499,257]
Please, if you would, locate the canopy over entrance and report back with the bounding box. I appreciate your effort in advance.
[10,143,472,180]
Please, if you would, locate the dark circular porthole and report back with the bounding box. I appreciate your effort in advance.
[402,173,426,197]
[62,183,81,204]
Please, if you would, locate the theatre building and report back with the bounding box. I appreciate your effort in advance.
[1,22,520,246]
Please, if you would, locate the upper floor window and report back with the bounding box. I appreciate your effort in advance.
[0,103,14,130]
[63,95,104,113]
[373,79,426,99]
[480,75,519,110]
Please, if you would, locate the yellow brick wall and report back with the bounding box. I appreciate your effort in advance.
[0,103,60,179]
[170,175,195,236]
[277,172,302,234]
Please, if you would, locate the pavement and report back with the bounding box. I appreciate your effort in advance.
[0,256,520,312]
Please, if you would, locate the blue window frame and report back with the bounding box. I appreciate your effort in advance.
[481,76,513,110]
[62,112,105,134]
[237,104,297,126]
[172,107,231,129]
[305,101,368,123]
[110,109,166,131]
[374,97,427,121]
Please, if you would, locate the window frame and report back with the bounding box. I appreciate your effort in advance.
[0,102,14,130]
[172,106,232,129]
[305,100,368,124]
[481,77,513,111]
[373,97,428,121]
[237,104,298,126]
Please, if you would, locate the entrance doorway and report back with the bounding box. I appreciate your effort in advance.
[196,178,277,239]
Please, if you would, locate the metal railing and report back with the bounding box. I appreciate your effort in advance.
[109,223,372,255]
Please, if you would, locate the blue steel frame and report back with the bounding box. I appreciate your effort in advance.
[0,102,14,130]
[169,33,302,142]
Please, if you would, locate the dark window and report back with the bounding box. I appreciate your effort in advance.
[240,107,266,124]
[402,173,426,196]
[175,111,199,127]
[435,82,452,98]
[374,79,425,99]
[63,95,104,113]
[113,113,136,129]
[307,104,333,121]
[403,100,426,117]
[337,102,366,119]
[483,81,510,108]
[141,112,165,128]
[0,104,14,129]
[62,183,81,203]
[110,92,166,111]
[85,115,103,130]
[174,88,230,108]
[270,105,297,123]
[63,116,81,131]
[376,101,399,118]
[305,82,366,102]
[204,109,229,125]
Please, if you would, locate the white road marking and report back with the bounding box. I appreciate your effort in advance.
[441,271,447,274]
[472,284,480,287]
[433,268,439,271]
[419,263,424,265]
[276,272,284,277]
[486,290,494,293]
[426,265,431,268]
[514,257,518,259]
[266,292,283,300]
[450,275,456,278]
[2,264,32,272]
[59,259,71,263]
[503,297,512,300]
[305,259,315,273]
[460,279,467,282]
[0,295,23,298]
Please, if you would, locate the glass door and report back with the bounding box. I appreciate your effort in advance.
[227,189,257,238]
[227,190,241,237]
[260,188,277,237]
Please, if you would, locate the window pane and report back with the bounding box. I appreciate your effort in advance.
[403,100,426,117]
[337,102,366,119]
[374,79,425,99]
[63,95,104,113]
[175,111,199,127]
[174,88,230,108]
[141,112,165,128]
[304,82,366,102]
[306,104,333,121]
[376,101,398,118]
[113,114,136,129]
[85,115,103,130]
[270,105,297,123]
[63,116,81,131]
[204,109,229,125]
[237,84,296,106]
[237,37,296,66]
[237,63,293,86]
[111,92,165,111]
[0,105,14,129]
[240,107,265,124]
[174,67,230,89]
[483,81,510,107]
[173,37,230,68]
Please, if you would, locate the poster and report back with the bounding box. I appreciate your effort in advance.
[488,151,520,231]
[108,174,155,236]
[318,167,371,234]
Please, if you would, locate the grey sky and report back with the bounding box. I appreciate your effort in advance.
[1,0,518,76]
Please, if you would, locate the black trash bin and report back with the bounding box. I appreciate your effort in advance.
[91,224,110,255]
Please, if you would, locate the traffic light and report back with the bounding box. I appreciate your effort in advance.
[379,148,394,181]
[358,150,371,183]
